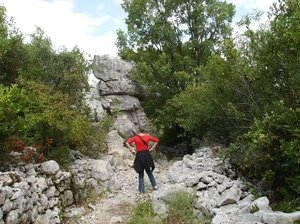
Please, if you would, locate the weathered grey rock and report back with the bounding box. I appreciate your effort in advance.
[62,190,74,207]
[85,86,104,121]
[237,195,254,213]
[201,173,214,184]
[31,192,39,202]
[101,95,143,112]
[105,130,131,168]
[262,212,293,224]
[28,206,38,222]
[93,55,137,96]
[211,204,241,224]
[64,206,86,219]
[35,209,52,224]
[26,166,37,177]
[197,182,207,190]
[186,173,201,187]
[288,211,300,222]
[11,196,26,213]
[72,173,86,186]
[2,198,13,213]
[241,213,262,222]
[110,216,123,224]
[168,161,188,183]
[0,186,13,205]
[11,181,30,196]
[45,186,56,198]
[111,111,142,139]
[100,154,115,167]
[39,194,48,208]
[40,160,60,175]
[69,149,87,161]
[5,209,19,224]
[0,172,21,186]
[89,159,120,190]
[252,196,272,212]
[216,183,242,206]
[48,197,59,208]
[36,177,48,191]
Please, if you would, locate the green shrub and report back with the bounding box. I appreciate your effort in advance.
[126,197,155,224]
[250,203,259,214]
[227,100,300,200]
[165,189,198,224]
[271,197,300,213]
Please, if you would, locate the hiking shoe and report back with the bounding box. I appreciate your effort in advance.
[153,186,158,190]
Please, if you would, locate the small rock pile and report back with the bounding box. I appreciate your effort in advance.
[152,147,300,224]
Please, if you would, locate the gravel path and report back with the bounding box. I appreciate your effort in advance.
[69,159,173,224]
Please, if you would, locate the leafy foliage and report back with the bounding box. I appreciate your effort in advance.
[0,5,104,167]
[117,0,300,203]
[0,6,27,86]
[229,100,300,197]
[226,0,300,199]
[117,0,235,145]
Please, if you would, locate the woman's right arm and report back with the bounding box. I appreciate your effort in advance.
[149,136,159,152]
[126,139,136,154]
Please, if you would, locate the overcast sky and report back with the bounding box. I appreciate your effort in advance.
[0,0,276,59]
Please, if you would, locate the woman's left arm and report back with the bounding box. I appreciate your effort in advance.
[149,142,158,152]
[126,141,136,154]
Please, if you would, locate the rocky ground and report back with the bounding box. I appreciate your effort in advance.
[67,158,174,224]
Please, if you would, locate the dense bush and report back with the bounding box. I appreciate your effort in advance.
[0,5,105,168]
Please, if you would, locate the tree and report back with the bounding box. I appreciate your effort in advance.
[117,0,235,147]
[0,6,97,167]
[227,0,300,199]
[20,27,90,98]
[15,28,93,165]
[0,5,27,86]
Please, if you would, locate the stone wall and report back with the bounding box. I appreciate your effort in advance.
[0,153,119,224]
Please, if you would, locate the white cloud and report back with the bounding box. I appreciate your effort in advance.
[96,3,105,13]
[1,0,276,58]
[113,0,123,5]
[229,0,276,11]
[0,0,120,57]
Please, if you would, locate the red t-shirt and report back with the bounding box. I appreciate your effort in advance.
[127,135,159,151]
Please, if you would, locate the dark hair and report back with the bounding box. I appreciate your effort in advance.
[138,125,146,133]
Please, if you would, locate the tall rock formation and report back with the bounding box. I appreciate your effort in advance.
[91,55,149,168]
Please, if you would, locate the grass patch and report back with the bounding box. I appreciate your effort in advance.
[126,196,155,224]
[165,189,199,224]
[126,189,211,224]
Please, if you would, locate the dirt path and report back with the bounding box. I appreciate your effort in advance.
[70,160,172,224]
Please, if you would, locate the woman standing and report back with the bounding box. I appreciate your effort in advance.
[126,125,159,193]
